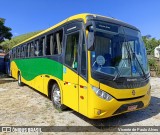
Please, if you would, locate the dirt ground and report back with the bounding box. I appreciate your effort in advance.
[0,74,160,135]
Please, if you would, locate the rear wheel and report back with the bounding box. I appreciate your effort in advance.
[18,72,23,86]
[51,83,67,111]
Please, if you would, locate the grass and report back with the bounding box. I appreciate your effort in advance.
[0,30,43,52]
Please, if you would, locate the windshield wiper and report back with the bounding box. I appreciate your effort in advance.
[123,33,147,79]
[130,48,147,79]
[113,26,148,81]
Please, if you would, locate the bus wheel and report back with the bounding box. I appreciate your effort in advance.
[18,72,23,86]
[51,83,66,111]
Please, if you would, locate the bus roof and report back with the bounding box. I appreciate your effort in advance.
[12,13,139,49]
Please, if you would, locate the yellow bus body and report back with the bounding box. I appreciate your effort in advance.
[10,13,151,119]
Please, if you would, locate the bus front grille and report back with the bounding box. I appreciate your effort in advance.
[116,95,145,101]
[113,101,144,115]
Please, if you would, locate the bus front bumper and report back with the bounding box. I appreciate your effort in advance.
[87,92,151,119]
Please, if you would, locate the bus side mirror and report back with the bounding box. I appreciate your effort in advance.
[86,22,95,51]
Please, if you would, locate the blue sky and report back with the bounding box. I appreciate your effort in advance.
[0,0,160,39]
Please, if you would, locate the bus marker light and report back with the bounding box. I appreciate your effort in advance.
[80,85,84,88]
[80,85,87,89]
[80,96,84,99]
[64,82,71,85]
[97,110,101,115]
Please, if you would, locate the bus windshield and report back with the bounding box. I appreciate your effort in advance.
[91,22,149,79]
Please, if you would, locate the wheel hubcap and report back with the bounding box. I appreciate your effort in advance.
[53,88,61,107]
[18,75,20,83]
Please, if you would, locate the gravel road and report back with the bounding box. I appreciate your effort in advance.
[0,75,159,135]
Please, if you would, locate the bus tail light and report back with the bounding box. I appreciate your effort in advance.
[91,86,113,101]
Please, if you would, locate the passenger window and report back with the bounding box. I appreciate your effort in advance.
[27,43,30,57]
[46,30,63,55]
[52,34,58,54]
[50,30,63,55]
[21,46,25,58]
[50,35,54,55]
[17,47,20,58]
[20,46,22,58]
[13,48,16,58]
[65,32,79,71]
[46,34,53,55]
[56,32,62,54]
[30,42,35,57]
[20,46,24,58]
[38,37,45,56]
[35,40,39,56]
[23,45,26,58]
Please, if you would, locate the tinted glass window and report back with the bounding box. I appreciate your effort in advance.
[65,32,79,71]
[35,40,39,56]
[38,37,45,56]
[27,43,30,57]
[30,42,35,57]
[46,34,53,55]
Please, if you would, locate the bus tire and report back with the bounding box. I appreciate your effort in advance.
[51,83,66,111]
[18,72,23,86]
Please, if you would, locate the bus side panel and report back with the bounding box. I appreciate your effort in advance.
[78,76,88,117]
[11,61,19,79]
[11,58,63,95]
[19,75,43,94]
[62,66,79,112]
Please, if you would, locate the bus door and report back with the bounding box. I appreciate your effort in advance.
[63,29,80,111]
[78,32,88,116]
[63,22,88,115]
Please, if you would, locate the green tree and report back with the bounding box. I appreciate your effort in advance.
[0,18,12,43]
[143,35,160,55]
[0,30,42,52]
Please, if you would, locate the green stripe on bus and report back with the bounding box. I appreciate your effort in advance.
[14,58,63,81]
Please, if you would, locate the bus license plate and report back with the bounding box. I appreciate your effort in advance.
[127,105,137,111]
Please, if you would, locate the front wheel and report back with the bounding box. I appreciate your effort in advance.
[18,72,23,86]
[51,83,67,111]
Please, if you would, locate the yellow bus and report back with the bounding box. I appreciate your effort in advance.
[10,13,151,119]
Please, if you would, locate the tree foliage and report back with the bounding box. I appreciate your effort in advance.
[142,35,160,55]
[0,30,42,52]
[0,18,12,43]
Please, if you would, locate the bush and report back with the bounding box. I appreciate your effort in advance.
[148,58,160,76]
[148,58,157,70]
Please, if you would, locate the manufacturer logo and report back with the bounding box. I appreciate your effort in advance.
[127,78,137,81]
[132,90,136,96]
[2,127,11,132]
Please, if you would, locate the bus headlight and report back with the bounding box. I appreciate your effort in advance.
[91,86,113,101]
